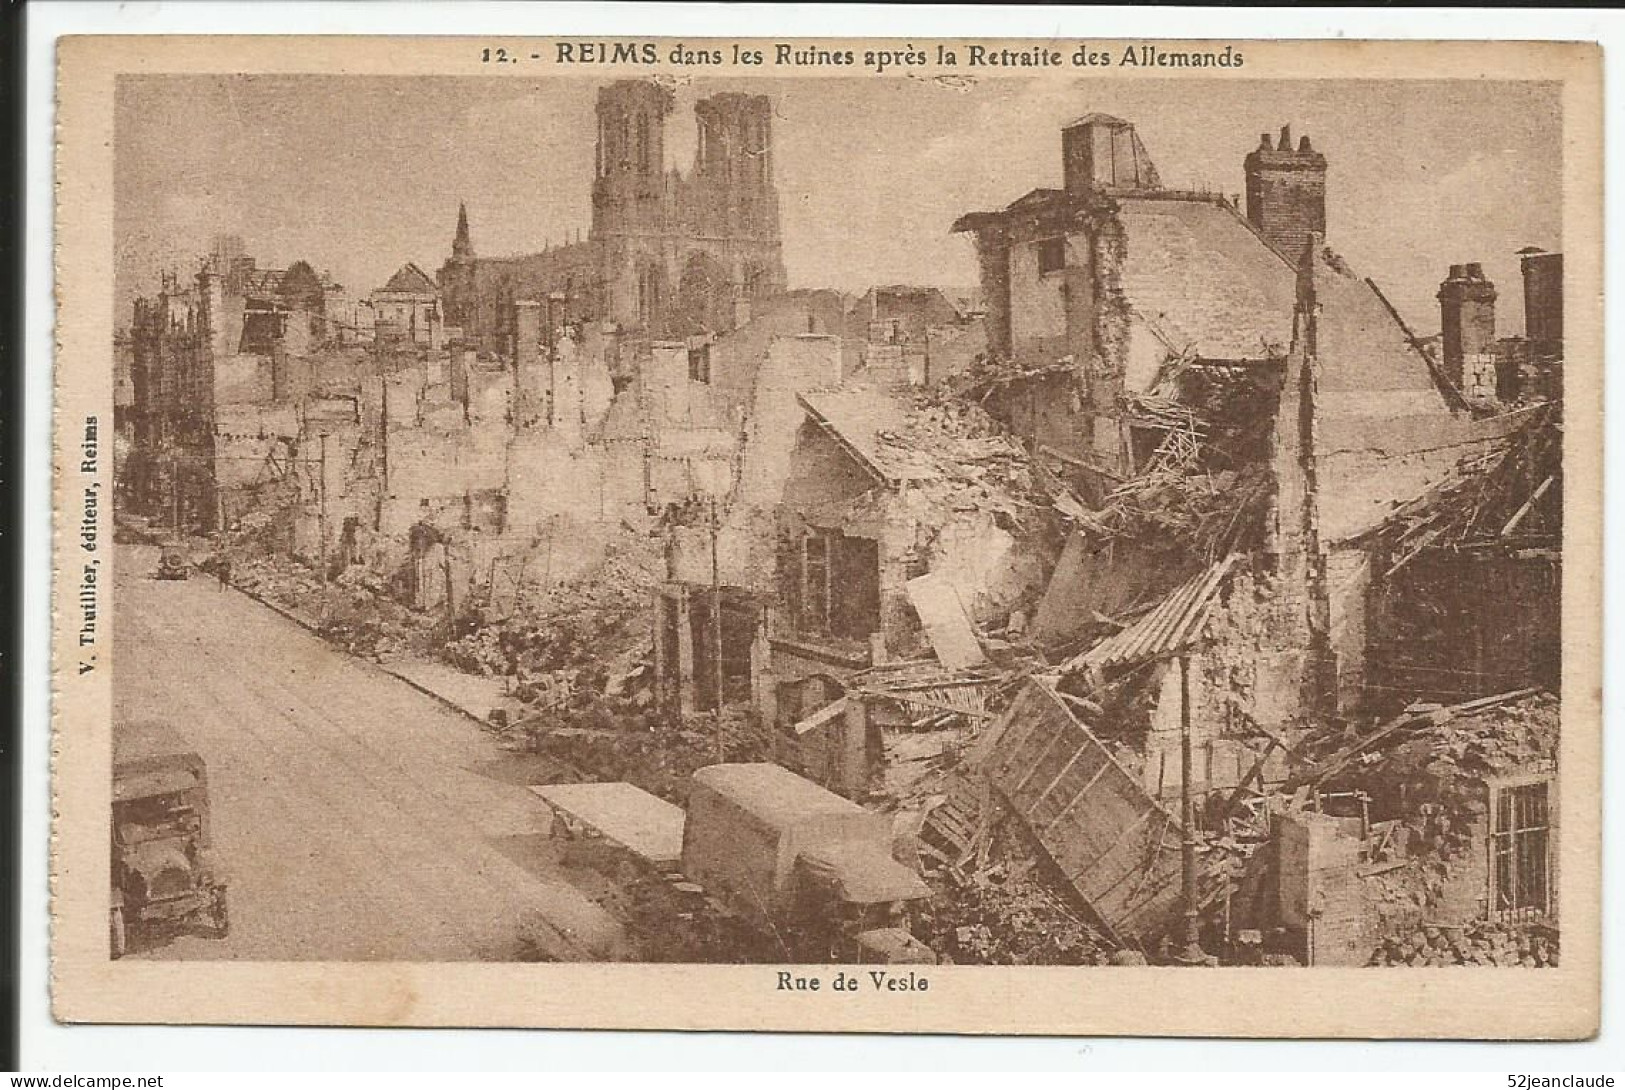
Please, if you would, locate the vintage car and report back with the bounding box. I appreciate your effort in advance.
[155,544,189,580]
[111,720,228,958]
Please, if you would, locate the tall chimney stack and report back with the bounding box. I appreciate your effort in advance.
[1437,263,1498,398]
[1519,248,1563,357]
[1244,125,1328,258]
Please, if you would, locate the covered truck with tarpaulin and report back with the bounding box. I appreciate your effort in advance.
[111,720,228,957]
[682,763,935,962]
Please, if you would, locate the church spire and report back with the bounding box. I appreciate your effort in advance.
[453,202,474,260]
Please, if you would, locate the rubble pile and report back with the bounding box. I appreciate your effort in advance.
[888,758,1121,966]
[1371,400,1562,560]
[1070,450,1272,561]
[228,551,425,659]
[947,355,1074,402]
[443,537,661,686]
[509,703,770,806]
[1322,690,1559,816]
[1367,921,1558,968]
[1057,370,1281,561]
[873,390,1053,526]
[910,826,1114,966]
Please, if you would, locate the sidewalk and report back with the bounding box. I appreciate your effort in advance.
[228,578,518,728]
[382,657,512,724]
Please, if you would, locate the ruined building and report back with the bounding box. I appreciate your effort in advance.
[126,240,357,529]
[940,114,1561,960]
[952,112,1470,507]
[438,81,787,353]
[370,263,443,347]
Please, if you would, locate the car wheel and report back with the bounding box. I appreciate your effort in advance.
[110,905,126,960]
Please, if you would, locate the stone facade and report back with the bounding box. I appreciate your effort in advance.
[439,81,787,353]
[126,245,353,531]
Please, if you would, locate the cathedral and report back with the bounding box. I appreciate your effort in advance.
[438,80,788,353]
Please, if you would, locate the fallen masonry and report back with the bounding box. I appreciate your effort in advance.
[118,104,1566,967]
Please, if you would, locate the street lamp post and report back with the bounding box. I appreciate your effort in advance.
[317,432,329,584]
[1179,653,1207,965]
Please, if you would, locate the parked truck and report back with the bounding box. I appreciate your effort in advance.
[681,763,936,963]
[111,720,228,957]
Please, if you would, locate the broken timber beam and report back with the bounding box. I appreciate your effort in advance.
[1500,475,1556,537]
[1286,687,1543,792]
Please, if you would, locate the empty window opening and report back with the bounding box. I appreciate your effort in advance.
[786,529,880,641]
[688,344,712,384]
[1037,237,1067,276]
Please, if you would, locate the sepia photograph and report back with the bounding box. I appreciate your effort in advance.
[51,35,1602,1036]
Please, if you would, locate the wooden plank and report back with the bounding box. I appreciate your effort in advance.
[1501,475,1555,537]
[906,572,986,669]
[1026,746,1089,824]
[1038,750,1113,836]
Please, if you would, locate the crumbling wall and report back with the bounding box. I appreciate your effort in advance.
[214,353,276,405]
[981,371,1089,464]
[1084,213,1132,469]
[916,503,1054,630]
[1126,564,1308,802]
[1316,412,1516,544]
[708,294,849,405]
[1201,564,1310,728]
[919,320,986,383]
[970,230,1012,359]
[382,418,508,539]
[1326,546,1371,715]
[506,430,615,532]
[1366,550,1560,712]
[1007,234,1072,361]
[1274,810,1375,966]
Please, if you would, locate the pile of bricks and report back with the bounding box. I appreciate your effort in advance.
[1366,921,1558,968]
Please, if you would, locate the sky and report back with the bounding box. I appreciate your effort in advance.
[115,74,1562,336]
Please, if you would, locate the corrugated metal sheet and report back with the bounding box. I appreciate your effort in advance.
[1068,554,1238,673]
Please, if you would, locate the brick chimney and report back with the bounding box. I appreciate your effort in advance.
[1519,248,1563,356]
[1244,125,1328,259]
[1438,263,1498,397]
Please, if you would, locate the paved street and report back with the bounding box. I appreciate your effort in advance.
[113,544,625,962]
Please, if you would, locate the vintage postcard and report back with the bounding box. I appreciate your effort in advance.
[52,35,1601,1036]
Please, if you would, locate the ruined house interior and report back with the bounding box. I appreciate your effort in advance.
[118,91,1564,968]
